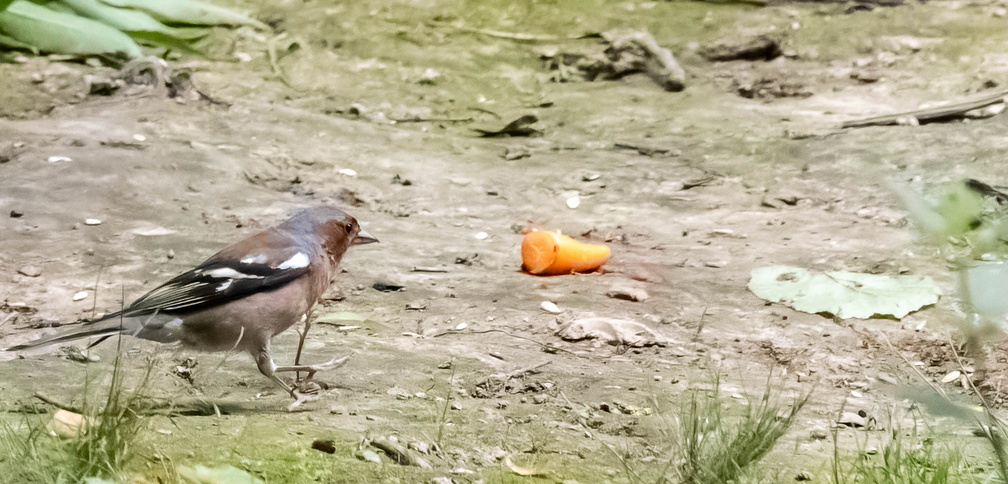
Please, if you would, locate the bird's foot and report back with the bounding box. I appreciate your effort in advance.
[288,390,320,410]
[302,354,352,380]
[275,354,353,382]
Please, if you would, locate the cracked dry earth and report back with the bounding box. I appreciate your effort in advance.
[3,0,1008,482]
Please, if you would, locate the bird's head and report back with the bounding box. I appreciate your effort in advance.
[287,207,378,264]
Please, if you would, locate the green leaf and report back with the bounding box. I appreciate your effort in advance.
[0,0,141,56]
[57,0,207,40]
[0,0,15,13]
[314,311,366,324]
[97,0,268,29]
[177,465,264,484]
[748,265,940,319]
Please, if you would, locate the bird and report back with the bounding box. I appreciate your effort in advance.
[3,207,378,400]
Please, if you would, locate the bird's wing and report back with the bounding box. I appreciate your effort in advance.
[122,239,316,316]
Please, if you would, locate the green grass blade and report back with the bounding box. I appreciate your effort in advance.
[0,0,141,56]
[97,0,267,29]
[0,0,15,13]
[0,30,38,52]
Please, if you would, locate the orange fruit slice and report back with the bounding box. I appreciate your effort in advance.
[521,230,610,275]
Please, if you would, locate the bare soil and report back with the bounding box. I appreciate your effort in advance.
[2,0,1008,482]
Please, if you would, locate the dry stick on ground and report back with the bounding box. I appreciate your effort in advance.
[432,328,583,357]
[877,332,946,397]
[390,117,473,124]
[33,392,80,413]
[475,361,552,390]
[427,20,590,42]
[842,89,1008,128]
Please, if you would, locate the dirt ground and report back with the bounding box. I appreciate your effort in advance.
[3,0,1008,482]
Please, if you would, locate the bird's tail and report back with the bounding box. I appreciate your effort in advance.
[2,312,132,351]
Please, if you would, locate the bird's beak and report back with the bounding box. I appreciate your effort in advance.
[352,229,379,245]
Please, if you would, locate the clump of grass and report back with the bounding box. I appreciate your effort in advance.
[657,374,809,484]
[677,379,810,481]
[1,341,155,483]
[829,409,964,484]
[74,349,155,480]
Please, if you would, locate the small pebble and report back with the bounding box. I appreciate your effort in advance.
[359,450,382,464]
[474,231,489,240]
[17,265,41,277]
[532,394,547,404]
[72,291,89,301]
[409,441,431,455]
[10,210,23,218]
[454,322,468,330]
[132,134,146,142]
[540,301,562,314]
[167,249,175,259]
[47,156,72,163]
[838,412,866,428]
[566,196,580,209]
[84,219,101,226]
[941,370,961,384]
[338,168,358,177]
[450,401,462,410]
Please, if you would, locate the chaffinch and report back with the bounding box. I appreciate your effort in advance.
[4,207,378,399]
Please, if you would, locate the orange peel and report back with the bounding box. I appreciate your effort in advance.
[521,230,610,275]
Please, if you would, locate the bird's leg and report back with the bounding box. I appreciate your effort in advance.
[292,308,314,382]
[255,346,322,409]
[254,346,296,398]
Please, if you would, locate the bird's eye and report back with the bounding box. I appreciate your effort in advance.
[345,223,353,232]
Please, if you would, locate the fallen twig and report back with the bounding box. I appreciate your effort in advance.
[428,20,591,42]
[432,328,580,356]
[33,392,80,413]
[390,117,472,124]
[842,89,1008,128]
